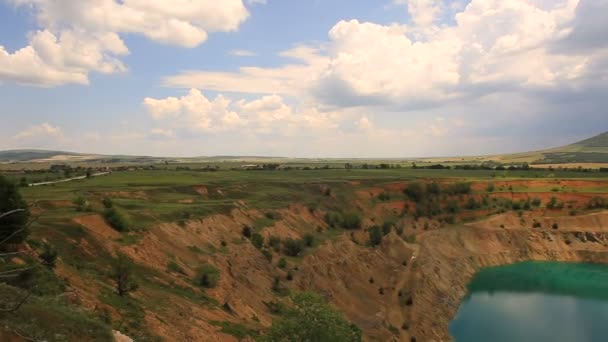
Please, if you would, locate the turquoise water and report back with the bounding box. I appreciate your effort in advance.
[449,262,608,342]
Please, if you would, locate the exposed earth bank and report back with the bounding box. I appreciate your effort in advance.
[410,211,608,341]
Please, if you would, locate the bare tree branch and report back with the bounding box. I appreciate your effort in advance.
[0,291,30,313]
[0,209,25,219]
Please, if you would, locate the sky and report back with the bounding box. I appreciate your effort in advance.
[0,0,607,158]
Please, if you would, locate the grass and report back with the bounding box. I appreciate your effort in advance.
[209,320,259,339]
[0,284,113,342]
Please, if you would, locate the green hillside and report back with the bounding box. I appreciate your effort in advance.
[534,132,608,164]
[0,149,80,162]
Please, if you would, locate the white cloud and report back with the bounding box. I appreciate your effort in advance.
[0,29,128,86]
[1,0,253,86]
[14,122,63,139]
[163,45,329,95]
[229,49,257,57]
[165,0,600,111]
[394,0,443,26]
[143,89,344,137]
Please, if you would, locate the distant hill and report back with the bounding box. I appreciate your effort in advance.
[2,132,607,165]
[533,132,608,164]
[0,149,82,162]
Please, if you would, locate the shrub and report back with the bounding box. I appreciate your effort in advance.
[547,197,563,209]
[242,225,252,238]
[197,263,220,288]
[251,233,264,249]
[382,221,393,235]
[533,221,542,228]
[486,183,495,192]
[73,195,90,212]
[378,192,391,201]
[465,198,479,210]
[262,249,273,262]
[268,236,281,252]
[404,182,425,202]
[102,197,113,209]
[277,258,287,269]
[111,253,138,296]
[342,213,362,230]
[324,211,344,228]
[531,198,542,207]
[261,292,362,342]
[368,226,383,247]
[39,243,58,269]
[303,233,314,247]
[552,223,559,230]
[103,208,130,232]
[283,239,304,257]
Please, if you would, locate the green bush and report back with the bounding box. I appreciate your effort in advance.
[283,239,303,257]
[262,249,273,262]
[111,253,138,296]
[102,197,113,209]
[277,258,287,269]
[269,236,281,252]
[382,221,393,235]
[404,182,426,202]
[197,263,220,289]
[103,208,130,232]
[368,226,383,247]
[39,243,58,269]
[303,233,315,247]
[260,292,362,342]
[486,183,495,192]
[242,225,252,238]
[342,213,362,230]
[251,233,265,249]
[324,211,344,228]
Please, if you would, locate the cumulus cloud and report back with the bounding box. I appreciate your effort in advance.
[143,89,343,137]
[1,0,252,86]
[14,122,63,139]
[317,0,589,107]
[166,0,604,113]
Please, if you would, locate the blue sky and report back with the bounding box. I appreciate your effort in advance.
[0,0,606,157]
